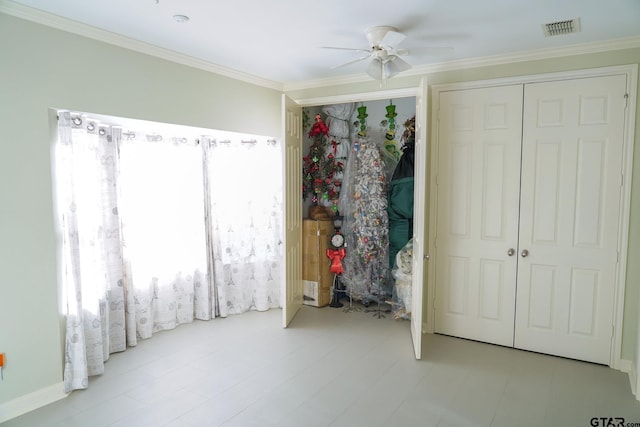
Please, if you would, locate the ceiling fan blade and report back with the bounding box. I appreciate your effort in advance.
[380,30,406,47]
[321,46,371,54]
[331,54,373,70]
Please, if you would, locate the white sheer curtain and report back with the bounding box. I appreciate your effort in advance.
[205,136,282,316]
[56,113,128,392]
[55,114,282,393]
[118,133,210,342]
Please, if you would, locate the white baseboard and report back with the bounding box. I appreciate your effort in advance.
[0,382,68,423]
[618,358,633,372]
[618,359,638,400]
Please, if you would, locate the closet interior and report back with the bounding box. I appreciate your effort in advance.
[300,97,416,320]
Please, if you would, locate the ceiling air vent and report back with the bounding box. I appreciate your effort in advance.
[542,18,581,37]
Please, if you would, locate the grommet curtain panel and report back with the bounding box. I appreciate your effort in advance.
[204,138,283,317]
[56,114,128,391]
[55,113,282,393]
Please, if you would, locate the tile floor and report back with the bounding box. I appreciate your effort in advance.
[4,304,640,427]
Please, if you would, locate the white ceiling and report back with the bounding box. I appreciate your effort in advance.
[5,0,640,86]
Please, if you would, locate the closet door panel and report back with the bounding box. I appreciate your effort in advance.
[530,140,561,244]
[448,143,472,237]
[525,264,557,330]
[434,85,523,347]
[410,78,428,359]
[282,95,303,327]
[515,75,627,364]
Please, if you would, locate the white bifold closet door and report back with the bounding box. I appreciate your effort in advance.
[434,75,627,365]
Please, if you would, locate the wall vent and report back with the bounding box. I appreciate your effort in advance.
[542,18,581,37]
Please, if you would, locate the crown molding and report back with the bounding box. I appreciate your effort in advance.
[410,35,640,76]
[284,35,640,92]
[0,0,284,91]
[283,72,379,93]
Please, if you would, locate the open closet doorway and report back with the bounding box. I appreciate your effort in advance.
[283,79,428,359]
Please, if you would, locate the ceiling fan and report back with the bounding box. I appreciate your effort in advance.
[324,26,413,81]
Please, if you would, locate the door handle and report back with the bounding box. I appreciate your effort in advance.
[521,249,529,258]
[507,248,515,256]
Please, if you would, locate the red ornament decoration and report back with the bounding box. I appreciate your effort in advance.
[326,248,346,274]
[308,114,329,137]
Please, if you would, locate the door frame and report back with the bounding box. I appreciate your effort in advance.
[427,64,638,371]
[292,85,428,359]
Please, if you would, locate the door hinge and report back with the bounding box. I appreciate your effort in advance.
[624,93,629,108]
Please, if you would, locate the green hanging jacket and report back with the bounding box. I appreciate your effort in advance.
[387,140,415,268]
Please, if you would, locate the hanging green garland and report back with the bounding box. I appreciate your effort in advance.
[355,105,368,137]
[382,101,401,161]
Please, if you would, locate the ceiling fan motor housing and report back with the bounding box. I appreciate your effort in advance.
[374,48,389,61]
[366,26,399,48]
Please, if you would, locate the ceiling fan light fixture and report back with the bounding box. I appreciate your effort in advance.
[386,55,411,75]
[366,58,384,80]
[367,55,411,81]
[383,61,401,79]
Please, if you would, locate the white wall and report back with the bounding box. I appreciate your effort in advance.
[0,12,281,411]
